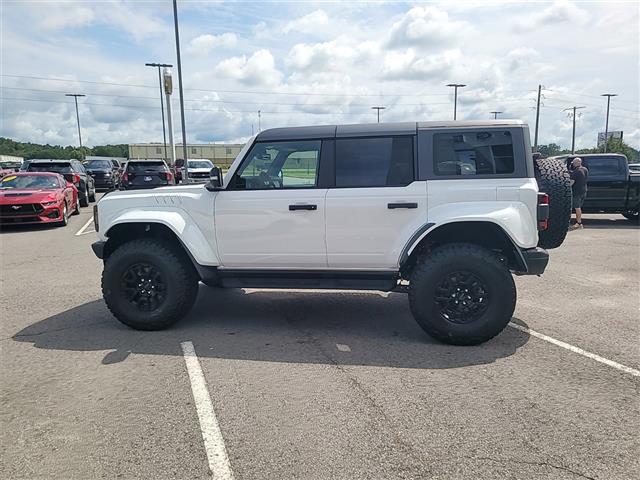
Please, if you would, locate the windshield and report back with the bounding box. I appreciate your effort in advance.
[27,162,72,173]
[187,160,213,169]
[127,162,167,173]
[86,160,113,169]
[0,174,60,190]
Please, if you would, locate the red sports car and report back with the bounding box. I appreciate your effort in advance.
[0,172,79,227]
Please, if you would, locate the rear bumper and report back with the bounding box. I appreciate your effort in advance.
[91,241,105,259]
[518,247,549,275]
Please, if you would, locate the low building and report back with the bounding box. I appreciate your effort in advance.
[128,143,244,168]
[0,154,24,165]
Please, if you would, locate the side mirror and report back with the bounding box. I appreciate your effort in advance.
[205,166,223,191]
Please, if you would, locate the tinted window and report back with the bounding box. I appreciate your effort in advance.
[127,162,168,173]
[187,160,213,169]
[234,140,320,189]
[86,160,113,169]
[27,162,72,173]
[584,158,622,176]
[335,137,413,187]
[434,131,514,176]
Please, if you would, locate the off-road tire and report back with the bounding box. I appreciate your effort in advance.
[622,210,639,223]
[409,243,516,346]
[534,157,572,249]
[79,185,89,207]
[102,239,199,330]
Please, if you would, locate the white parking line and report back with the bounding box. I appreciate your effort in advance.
[336,344,351,352]
[508,322,640,377]
[180,341,235,480]
[75,216,94,236]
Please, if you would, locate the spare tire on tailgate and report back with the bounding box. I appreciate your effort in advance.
[535,157,572,249]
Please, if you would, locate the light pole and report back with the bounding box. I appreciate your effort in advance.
[65,94,86,158]
[163,68,177,168]
[172,0,189,183]
[446,83,466,120]
[601,93,618,153]
[258,110,261,132]
[145,62,172,162]
[564,106,586,154]
[371,106,386,123]
[490,111,502,119]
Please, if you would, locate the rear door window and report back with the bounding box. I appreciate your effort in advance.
[433,130,515,176]
[335,136,414,187]
[584,157,623,176]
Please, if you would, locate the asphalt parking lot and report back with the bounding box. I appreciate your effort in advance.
[1,201,638,480]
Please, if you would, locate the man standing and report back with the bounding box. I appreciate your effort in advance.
[569,157,588,229]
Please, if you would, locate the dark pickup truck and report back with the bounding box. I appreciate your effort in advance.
[551,153,639,222]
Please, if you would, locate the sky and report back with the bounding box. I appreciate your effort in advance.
[0,0,638,149]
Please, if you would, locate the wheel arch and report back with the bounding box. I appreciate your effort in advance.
[400,221,527,276]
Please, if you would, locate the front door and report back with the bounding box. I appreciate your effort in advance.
[215,139,328,269]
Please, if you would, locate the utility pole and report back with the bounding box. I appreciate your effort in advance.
[564,106,586,154]
[533,84,543,151]
[172,0,189,183]
[65,94,86,158]
[251,124,254,136]
[490,111,502,119]
[371,106,386,123]
[446,83,466,120]
[258,110,261,132]
[601,93,618,153]
[163,68,177,167]
[145,62,172,162]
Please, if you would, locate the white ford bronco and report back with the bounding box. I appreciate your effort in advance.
[92,121,571,345]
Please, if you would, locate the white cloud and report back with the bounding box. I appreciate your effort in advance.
[517,0,590,31]
[382,48,462,81]
[286,38,379,72]
[214,49,283,87]
[40,6,95,30]
[187,33,238,55]
[387,6,468,48]
[284,10,329,34]
[506,47,540,71]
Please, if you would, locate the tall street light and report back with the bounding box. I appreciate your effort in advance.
[601,93,618,153]
[65,93,86,157]
[172,0,189,183]
[371,106,386,123]
[490,111,502,119]
[145,62,173,162]
[446,83,466,120]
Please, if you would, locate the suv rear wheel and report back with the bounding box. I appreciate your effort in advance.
[102,239,199,330]
[79,185,89,207]
[408,243,516,345]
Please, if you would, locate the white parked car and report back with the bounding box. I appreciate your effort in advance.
[92,121,570,345]
[183,159,215,183]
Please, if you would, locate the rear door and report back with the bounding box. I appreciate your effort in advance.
[126,161,170,187]
[215,139,328,268]
[582,156,628,210]
[325,135,427,269]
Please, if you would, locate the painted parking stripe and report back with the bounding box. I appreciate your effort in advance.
[180,341,235,480]
[509,322,640,377]
[75,216,94,236]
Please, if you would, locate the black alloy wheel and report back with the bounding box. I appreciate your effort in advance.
[434,270,490,324]
[121,262,167,312]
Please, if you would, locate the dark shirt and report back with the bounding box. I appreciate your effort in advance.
[570,166,588,195]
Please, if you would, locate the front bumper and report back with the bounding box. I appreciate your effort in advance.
[92,240,105,259]
[518,247,549,275]
[0,204,64,225]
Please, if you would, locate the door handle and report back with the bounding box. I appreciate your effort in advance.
[289,204,317,211]
[388,202,418,209]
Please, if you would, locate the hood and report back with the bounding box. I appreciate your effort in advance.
[0,188,62,204]
[185,167,213,173]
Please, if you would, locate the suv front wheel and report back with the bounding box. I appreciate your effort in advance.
[409,243,516,346]
[102,239,199,330]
